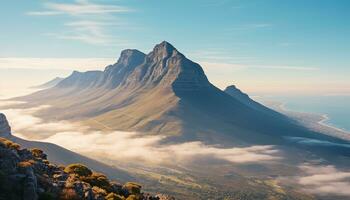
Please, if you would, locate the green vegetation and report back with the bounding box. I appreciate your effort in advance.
[64,163,93,177]
[106,192,126,200]
[123,182,142,195]
[0,137,20,150]
[31,148,45,158]
[81,172,112,191]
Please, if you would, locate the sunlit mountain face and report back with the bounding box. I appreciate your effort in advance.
[1,1,350,199]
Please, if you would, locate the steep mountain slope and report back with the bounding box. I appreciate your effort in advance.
[15,42,349,146]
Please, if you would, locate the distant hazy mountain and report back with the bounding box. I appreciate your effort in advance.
[31,77,63,89]
[16,41,350,147]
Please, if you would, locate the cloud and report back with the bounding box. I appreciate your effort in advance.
[286,137,350,148]
[27,0,132,16]
[251,65,319,71]
[229,23,273,31]
[0,57,114,71]
[199,62,318,72]
[296,164,350,196]
[27,0,133,46]
[0,103,281,165]
[1,105,86,139]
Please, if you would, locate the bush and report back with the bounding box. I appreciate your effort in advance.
[31,148,46,158]
[106,193,125,200]
[122,182,142,195]
[0,138,21,150]
[18,161,32,168]
[126,194,143,200]
[81,172,111,191]
[60,188,80,200]
[92,186,107,196]
[64,164,92,177]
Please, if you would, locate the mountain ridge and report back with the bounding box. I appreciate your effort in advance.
[13,41,350,147]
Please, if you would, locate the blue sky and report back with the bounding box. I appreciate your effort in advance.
[0,0,349,95]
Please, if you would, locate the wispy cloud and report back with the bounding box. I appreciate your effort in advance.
[27,0,133,46]
[251,65,319,71]
[229,23,273,31]
[0,57,114,71]
[27,0,132,16]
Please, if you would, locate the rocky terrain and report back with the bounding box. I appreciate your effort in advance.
[0,113,11,136]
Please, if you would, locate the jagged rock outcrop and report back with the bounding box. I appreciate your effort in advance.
[0,113,11,136]
[0,137,172,200]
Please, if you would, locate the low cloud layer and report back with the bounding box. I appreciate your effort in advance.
[293,164,350,197]
[1,102,281,165]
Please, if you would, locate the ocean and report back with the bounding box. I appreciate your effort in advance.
[269,95,350,133]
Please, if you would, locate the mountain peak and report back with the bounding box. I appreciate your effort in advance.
[117,49,146,66]
[225,85,238,90]
[151,41,178,59]
[224,85,247,97]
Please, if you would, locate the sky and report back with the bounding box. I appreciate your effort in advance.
[0,0,349,96]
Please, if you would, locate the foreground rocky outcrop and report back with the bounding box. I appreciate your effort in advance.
[0,113,11,136]
[0,137,173,200]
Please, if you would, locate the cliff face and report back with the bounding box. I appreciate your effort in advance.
[0,113,11,136]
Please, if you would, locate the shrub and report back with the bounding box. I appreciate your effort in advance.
[81,172,111,191]
[126,194,143,200]
[106,193,125,200]
[0,138,21,150]
[60,188,80,200]
[18,161,32,168]
[122,182,142,195]
[64,164,92,177]
[92,186,107,196]
[31,148,46,158]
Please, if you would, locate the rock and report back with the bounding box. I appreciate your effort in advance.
[0,113,11,136]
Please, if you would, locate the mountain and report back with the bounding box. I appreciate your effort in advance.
[31,77,64,89]
[15,41,349,147]
[224,85,277,114]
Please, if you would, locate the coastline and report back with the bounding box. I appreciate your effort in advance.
[272,101,350,142]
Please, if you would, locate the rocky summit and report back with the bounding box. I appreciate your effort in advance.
[0,113,11,136]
